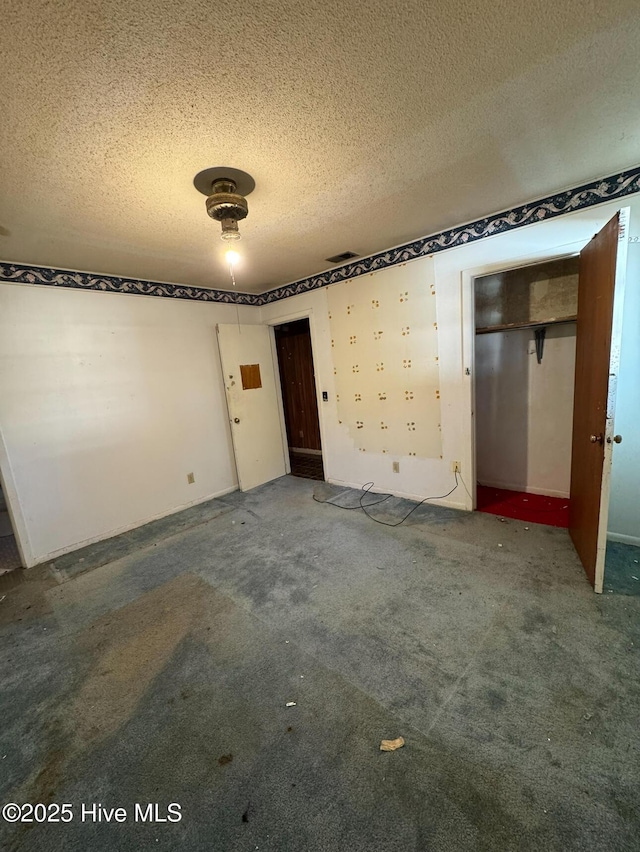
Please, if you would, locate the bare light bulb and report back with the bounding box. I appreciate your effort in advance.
[225,250,240,267]
[220,218,241,241]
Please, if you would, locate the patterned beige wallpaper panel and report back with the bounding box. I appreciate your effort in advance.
[327,261,442,459]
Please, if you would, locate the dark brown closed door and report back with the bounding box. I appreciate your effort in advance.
[569,210,629,591]
[275,320,322,452]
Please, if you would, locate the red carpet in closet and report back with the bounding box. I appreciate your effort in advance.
[477,485,569,528]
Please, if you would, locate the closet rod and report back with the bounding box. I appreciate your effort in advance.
[475,315,577,335]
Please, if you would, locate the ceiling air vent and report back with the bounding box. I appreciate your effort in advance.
[326,251,359,263]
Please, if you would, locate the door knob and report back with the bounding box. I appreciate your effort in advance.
[234,417,240,424]
[607,434,622,444]
[589,434,603,444]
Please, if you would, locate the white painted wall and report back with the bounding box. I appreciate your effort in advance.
[475,325,576,497]
[608,218,640,544]
[0,283,256,565]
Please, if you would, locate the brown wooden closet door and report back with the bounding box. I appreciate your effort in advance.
[569,210,628,590]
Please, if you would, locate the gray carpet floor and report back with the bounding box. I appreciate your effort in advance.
[605,541,640,596]
[1,475,638,851]
[0,532,21,574]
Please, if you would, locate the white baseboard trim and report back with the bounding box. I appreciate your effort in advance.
[477,479,569,500]
[31,484,239,566]
[326,477,467,512]
[606,531,640,547]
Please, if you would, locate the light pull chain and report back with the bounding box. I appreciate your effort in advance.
[228,260,241,332]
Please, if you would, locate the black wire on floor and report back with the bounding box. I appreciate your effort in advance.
[313,471,461,527]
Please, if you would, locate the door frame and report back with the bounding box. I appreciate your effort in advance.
[265,307,327,477]
[461,246,585,512]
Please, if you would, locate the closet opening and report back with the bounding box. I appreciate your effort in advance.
[473,257,579,527]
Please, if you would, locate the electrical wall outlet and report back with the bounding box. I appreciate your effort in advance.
[451,461,461,473]
[187,472,195,484]
[392,461,400,473]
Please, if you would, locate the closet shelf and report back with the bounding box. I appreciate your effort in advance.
[475,315,577,335]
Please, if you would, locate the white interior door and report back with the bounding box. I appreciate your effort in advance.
[217,323,287,491]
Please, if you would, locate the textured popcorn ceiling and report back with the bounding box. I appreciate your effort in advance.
[1,0,639,294]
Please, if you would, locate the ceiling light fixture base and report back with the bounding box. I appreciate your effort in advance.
[194,166,255,242]
[193,167,255,198]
